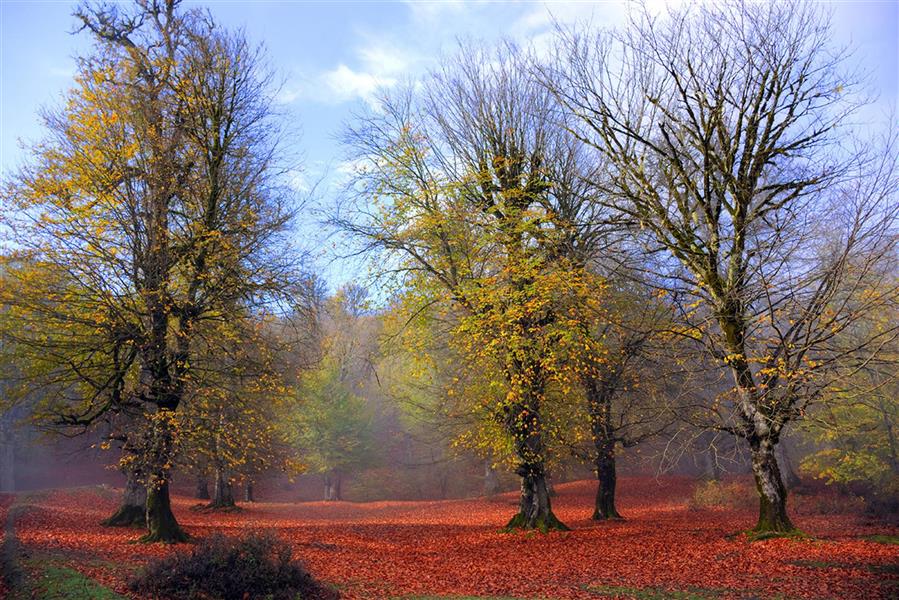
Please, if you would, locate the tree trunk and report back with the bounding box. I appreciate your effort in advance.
[880,398,899,477]
[749,437,795,533]
[0,416,14,493]
[483,459,500,497]
[503,394,567,532]
[586,373,623,520]
[777,442,801,490]
[439,470,448,499]
[725,338,796,534]
[141,479,187,543]
[103,471,147,527]
[332,471,342,501]
[505,463,567,532]
[324,471,343,501]
[209,467,235,508]
[702,449,721,481]
[593,441,622,520]
[195,475,210,500]
[243,481,254,502]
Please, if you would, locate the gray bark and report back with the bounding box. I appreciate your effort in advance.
[211,467,235,507]
[0,416,14,493]
[484,460,500,497]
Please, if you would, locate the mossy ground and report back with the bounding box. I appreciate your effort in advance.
[11,561,125,600]
[502,511,570,533]
[863,534,899,545]
[584,584,774,599]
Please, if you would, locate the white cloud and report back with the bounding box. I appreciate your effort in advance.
[335,157,368,177]
[321,64,394,105]
[280,39,417,107]
[512,2,629,39]
[404,0,470,27]
[357,41,415,76]
[287,169,311,193]
[282,1,650,108]
[275,86,303,105]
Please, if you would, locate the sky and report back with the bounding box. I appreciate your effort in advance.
[1,0,897,286]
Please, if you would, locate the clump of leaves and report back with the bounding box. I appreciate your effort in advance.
[129,532,338,600]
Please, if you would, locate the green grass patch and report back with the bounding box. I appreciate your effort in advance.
[790,559,899,576]
[743,528,810,542]
[586,585,717,599]
[584,585,741,599]
[863,534,899,545]
[396,597,535,600]
[13,563,125,600]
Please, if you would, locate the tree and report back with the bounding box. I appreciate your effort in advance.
[576,281,680,520]
[800,302,899,509]
[178,311,312,509]
[548,1,899,533]
[0,298,22,493]
[0,0,304,542]
[291,285,379,501]
[293,357,375,501]
[379,294,516,500]
[338,43,600,530]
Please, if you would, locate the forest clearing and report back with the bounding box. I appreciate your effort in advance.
[1,1,897,598]
[2,477,897,599]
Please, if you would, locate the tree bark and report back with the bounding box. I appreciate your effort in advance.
[195,475,210,500]
[585,372,623,520]
[243,480,254,502]
[483,459,500,497]
[141,479,187,543]
[439,470,449,499]
[728,344,796,534]
[325,470,342,501]
[209,466,235,508]
[702,449,721,481]
[0,415,14,493]
[593,440,622,520]
[505,463,567,532]
[749,436,795,533]
[503,393,568,532]
[880,398,899,477]
[777,442,801,490]
[103,471,147,527]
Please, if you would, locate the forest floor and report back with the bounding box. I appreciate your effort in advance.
[1,476,897,599]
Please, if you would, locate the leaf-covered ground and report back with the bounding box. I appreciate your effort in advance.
[5,477,898,599]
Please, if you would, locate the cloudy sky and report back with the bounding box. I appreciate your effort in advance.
[1,0,896,284]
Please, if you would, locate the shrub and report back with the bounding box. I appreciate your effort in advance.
[688,480,755,511]
[800,489,866,516]
[866,493,899,520]
[129,532,339,600]
[792,479,892,517]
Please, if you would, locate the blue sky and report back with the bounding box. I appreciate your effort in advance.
[1,0,897,286]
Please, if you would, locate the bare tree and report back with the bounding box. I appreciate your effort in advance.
[578,281,682,520]
[547,1,899,533]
